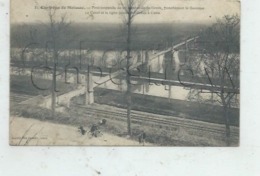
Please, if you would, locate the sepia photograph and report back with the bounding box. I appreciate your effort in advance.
[9,0,240,146]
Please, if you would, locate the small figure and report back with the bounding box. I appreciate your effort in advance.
[99,119,107,126]
[138,131,146,146]
[78,126,86,135]
[90,124,99,137]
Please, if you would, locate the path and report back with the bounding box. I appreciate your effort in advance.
[10,116,145,146]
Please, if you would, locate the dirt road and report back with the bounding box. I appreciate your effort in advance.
[10,116,143,146]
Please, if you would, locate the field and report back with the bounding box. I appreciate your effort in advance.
[10,75,78,96]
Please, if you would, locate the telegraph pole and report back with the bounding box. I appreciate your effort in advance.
[126,5,132,136]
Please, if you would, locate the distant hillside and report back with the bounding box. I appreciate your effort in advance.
[11,22,207,50]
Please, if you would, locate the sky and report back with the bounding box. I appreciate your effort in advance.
[11,0,240,24]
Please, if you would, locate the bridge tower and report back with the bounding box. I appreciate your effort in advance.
[144,50,150,93]
[164,51,174,78]
[164,51,174,101]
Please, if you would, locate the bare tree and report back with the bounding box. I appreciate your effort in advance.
[187,15,240,145]
[119,0,147,136]
[44,9,73,118]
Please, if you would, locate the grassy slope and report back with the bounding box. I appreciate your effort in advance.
[94,88,239,126]
[10,75,78,97]
[11,104,237,146]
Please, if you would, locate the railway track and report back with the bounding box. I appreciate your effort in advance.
[71,104,239,137]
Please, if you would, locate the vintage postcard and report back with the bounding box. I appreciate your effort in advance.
[10,0,240,146]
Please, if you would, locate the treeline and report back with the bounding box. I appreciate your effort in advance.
[11,22,207,50]
[197,14,240,53]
